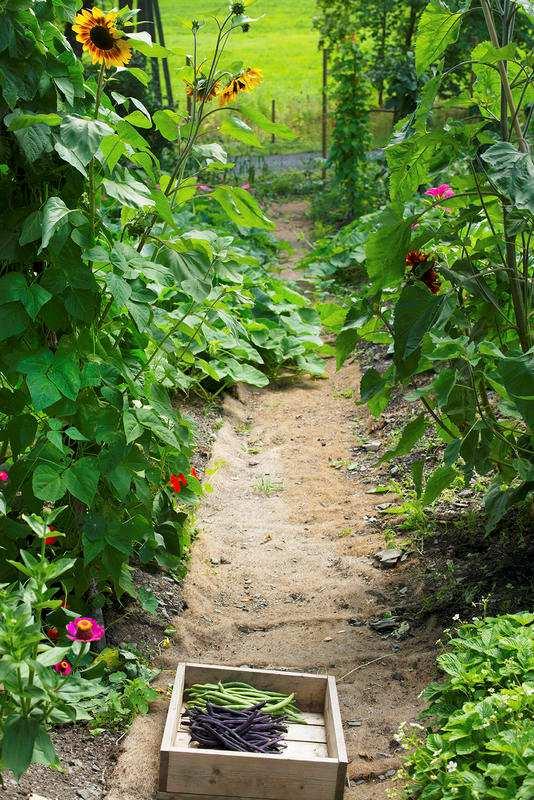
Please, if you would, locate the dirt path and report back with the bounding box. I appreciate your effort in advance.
[107,202,436,800]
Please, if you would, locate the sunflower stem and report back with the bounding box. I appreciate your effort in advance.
[89,64,106,236]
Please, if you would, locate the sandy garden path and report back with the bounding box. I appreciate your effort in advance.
[106,201,437,800]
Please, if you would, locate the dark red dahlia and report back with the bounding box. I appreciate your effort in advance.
[405,250,441,294]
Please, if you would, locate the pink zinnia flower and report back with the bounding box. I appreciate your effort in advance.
[0,470,8,482]
[66,617,105,643]
[425,183,454,201]
[53,660,72,677]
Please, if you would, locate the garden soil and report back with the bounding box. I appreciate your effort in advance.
[104,202,439,800]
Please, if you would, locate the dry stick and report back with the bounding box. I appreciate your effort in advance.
[338,655,393,682]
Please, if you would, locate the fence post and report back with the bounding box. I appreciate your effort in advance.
[271,99,276,144]
[321,48,328,179]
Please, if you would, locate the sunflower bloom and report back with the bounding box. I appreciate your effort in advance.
[72,7,132,67]
[186,78,220,101]
[218,67,263,106]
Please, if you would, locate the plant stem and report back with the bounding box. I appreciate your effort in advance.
[480,0,528,153]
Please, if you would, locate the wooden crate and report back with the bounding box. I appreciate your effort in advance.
[159,662,348,800]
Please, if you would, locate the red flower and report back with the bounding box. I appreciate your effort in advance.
[47,626,59,642]
[0,470,9,483]
[45,525,58,545]
[190,467,200,479]
[170,473,188,493]
[405,250,441,294]
[53,660,72,677]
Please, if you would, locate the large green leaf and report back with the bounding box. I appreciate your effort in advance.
[126,31,172,58]
[422,464,457,506]
[0,303,29,341]
[211,186,275,230]
[386,131,435,203]
[1,716,40,778]
[153,109,181,141]
[40,197,73,251]
[5,111,62,130]
[59,116,113,166]
[103,177,155,209]
[394,284,447,378]
[481,142,534,213]
[220,115,262,148]
[415,0,465,76]
[64,456,100,506]
[237,101,296,141]
[365,204,411,287]
[381,415,428,461]
[32,464,67,502]
[498,352,534,429]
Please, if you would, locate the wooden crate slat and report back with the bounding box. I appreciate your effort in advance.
[165,749,339,800]
[285,723,326,744]
[284,739,329,759]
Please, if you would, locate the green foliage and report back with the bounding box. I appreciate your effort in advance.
[315,0,425,119]
[0,2,323,615]
[399,613,534,800]
[311,0,534,528]
[0,512,106,777]
[159,0,320,154]
[328,40,375,220]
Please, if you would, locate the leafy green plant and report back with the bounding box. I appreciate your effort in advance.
[0,0,323,612]
[398,613,534,800]
[328,39,374,220]
[0,511,106,778]
[325,0,533,529]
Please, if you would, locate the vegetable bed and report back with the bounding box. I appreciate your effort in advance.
[159,662,347,800]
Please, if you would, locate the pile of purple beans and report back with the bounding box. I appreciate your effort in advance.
[184,701,288,753]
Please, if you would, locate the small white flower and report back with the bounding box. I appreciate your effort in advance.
[447,761,458,773]
[452,613,460,621]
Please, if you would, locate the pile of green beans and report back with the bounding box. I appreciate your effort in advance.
[186,681,306,723]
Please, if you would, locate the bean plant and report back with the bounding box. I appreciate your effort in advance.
[0,0,322,613]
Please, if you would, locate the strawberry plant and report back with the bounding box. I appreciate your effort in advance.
[398,613,534,800]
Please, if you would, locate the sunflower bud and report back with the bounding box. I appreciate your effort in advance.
[242,23,250,32]
[231,2,246,15]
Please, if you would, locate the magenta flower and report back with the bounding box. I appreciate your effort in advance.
[66,616,105,643]
[0,470,8,482]
[196,183,211,193]
[241,182,251,191]
[425,183,454,201]
[53,660,72,677]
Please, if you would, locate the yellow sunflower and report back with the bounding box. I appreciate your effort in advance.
[72,7,132,67]
[218,67,263,107]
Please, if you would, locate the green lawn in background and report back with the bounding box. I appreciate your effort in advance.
[158,0,322,152]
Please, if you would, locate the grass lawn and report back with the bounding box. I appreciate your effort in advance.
[159,0,322,152]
